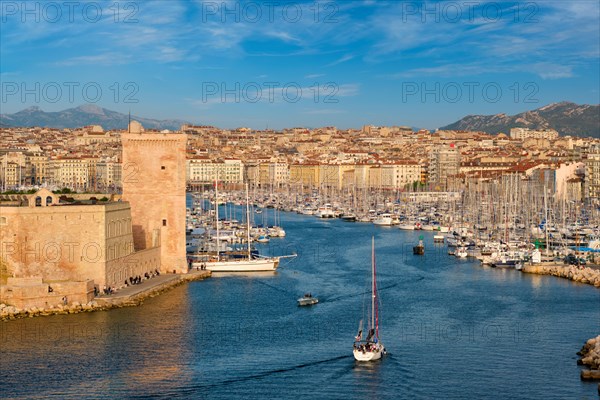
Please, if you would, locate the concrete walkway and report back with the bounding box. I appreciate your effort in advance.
[95,270,210,306]
[96,274,181,301]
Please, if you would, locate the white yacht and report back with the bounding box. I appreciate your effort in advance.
[194,183,281,273]
[398,223,416,230]
[373,213,394,226]
[315,204,335,218]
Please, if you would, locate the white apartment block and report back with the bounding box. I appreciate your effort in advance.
[48,158,94,190]
[381,162,422,189]
[96,160,122,189]
[510,127,559,140]
[268,163,290,186]
[429,146,460,185]
[187,158,244,183]
[585,145,600,201]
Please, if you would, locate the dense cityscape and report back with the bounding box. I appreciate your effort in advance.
[1,119,599,199]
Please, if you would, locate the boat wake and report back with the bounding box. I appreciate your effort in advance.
[254,280,297,296]
[163,355,352,396]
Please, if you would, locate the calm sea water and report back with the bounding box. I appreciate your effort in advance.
[1,204,599,399]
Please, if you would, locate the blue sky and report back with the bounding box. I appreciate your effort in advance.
[1,0,599,129]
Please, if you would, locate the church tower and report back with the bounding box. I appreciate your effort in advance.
[121,122,187,273]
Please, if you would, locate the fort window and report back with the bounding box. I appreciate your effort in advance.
[35,196,42,206]
[162,219,167,226]
[161,166,166,170]
[46,196,53,205]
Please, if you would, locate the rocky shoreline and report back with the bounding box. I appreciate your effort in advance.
[578,335,600,396]
[0,271,210,322]
[521,264,600,287]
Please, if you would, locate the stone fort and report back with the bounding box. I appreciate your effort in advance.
[0,122,187,308]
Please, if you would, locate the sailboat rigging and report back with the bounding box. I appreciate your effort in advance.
[353,236,386,361]
[192,182,282,272]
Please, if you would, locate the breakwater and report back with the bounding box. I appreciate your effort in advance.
[0,270,210,322]
[521,263,600,287]
[578,335,600,390]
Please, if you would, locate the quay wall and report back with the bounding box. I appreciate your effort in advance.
[0,270,210,321]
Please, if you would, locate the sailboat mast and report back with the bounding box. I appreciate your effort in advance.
[215,178,220,262]
[371,236,375,333]
[544,184,549,256]
[246,183,252,260]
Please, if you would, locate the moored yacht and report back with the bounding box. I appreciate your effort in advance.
[315,204,335,218]
[373,213,394,226]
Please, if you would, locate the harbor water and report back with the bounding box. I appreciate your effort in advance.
[1,207,599,399]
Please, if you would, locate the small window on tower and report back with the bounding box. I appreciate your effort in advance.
[162,219,167,226]
[161,166,166,170]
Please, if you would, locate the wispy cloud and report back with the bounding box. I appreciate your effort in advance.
[327,54,355,67]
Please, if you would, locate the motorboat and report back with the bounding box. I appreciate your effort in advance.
[297,293,318,306]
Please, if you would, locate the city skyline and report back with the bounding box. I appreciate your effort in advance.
[1,1,599,129]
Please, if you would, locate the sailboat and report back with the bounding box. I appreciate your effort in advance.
[194,182,281,272]
[353,237,386,361]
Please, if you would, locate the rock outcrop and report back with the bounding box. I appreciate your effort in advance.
[578,335,600,382]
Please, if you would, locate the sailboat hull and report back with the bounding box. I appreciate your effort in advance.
[353,343,385,361]
[195,258,279,272]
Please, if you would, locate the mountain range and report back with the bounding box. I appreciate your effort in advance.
[440,102,599,138]
[1,102,599,137]
[0,105,189,131]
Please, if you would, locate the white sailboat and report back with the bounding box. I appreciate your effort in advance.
[353,237,386,362]
[195,182,280,272]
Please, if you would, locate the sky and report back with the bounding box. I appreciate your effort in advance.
[1,0,599,130]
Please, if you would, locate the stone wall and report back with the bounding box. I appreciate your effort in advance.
[105,247,161,289]
[0,202,135,287]
[121,132,187,273]
[0,276,94,308]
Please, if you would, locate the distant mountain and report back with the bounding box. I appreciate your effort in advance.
[0,104,190,131]
[440,102,600,138]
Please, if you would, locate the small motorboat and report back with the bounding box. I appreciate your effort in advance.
[257,235,270,243]
[298,293,318,306]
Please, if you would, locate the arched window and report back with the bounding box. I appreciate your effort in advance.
[46,196,53,206]
[35,197,42,207]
